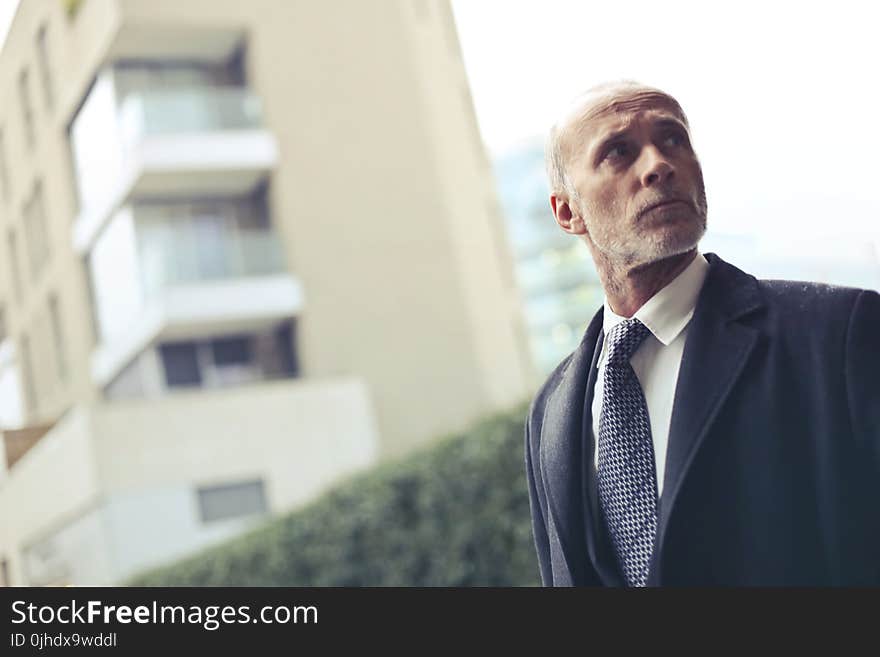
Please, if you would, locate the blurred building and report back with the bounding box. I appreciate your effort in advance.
[493,138,604,376]
[0,0,532,585]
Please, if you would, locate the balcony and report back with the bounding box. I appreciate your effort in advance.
[91,273,303,388]
[72,85,278,254]
[137,222,288,298]
[87,200,300,387]
[120,87,263,140]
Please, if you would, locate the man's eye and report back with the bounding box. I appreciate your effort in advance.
[664,132,686,147]
[605,144,629,160]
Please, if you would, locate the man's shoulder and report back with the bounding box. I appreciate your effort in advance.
[756,276,867,306]
[751,276,876,335]
[706,252,874,323]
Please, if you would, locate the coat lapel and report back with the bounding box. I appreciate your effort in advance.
[539,309,604,585]
[580,323,627,586]
[648,252,764,584]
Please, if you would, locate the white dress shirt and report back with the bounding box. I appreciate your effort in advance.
[591,252,709,497]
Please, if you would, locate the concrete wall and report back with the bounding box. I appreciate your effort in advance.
[101,485,270,585]
[0,376,379,585]
[0,408,102,585]
[90,377,379,506]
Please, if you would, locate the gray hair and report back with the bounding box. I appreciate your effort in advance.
[545,80,689,198]
[545,120,573,198]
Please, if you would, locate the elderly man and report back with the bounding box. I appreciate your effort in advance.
[524,81,880,586]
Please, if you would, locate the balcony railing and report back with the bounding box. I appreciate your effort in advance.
[118,86,265,150]
[138,228,287,300]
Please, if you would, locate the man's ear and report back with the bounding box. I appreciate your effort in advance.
[550,193,587,235]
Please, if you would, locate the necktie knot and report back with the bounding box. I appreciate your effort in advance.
[606,318,651,366]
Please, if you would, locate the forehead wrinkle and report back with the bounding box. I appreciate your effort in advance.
[558,89,690,169]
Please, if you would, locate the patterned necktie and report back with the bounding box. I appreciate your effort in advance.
[597,317,659,587]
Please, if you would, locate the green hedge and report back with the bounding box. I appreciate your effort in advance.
[128,403,541,586]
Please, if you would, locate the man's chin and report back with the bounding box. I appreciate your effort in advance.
[591,219,705,267]
[634,229,704,265]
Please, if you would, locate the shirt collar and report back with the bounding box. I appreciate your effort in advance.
[599,251,709,360]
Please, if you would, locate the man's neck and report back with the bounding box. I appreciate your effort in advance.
[596,249,698,318]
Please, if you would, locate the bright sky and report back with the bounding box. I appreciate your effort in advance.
[2,1,877,250]
[451,0,880,246]
[0,0,18,49]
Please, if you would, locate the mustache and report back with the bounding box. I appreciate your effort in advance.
[635,194,695,220]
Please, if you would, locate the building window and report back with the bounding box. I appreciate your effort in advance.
[20,334,37,415]
[0,128,9,201]
[159,342,202,387]
[211,336,251,367]
[210,335,258,387]
[196,479,267,524]
[36,24,54,110]
[48,294,67,382]
[19,69,36,148]
[7,229,23,302]
[268,321,298,378]
[23,181,51,279]
[159,323,297,392]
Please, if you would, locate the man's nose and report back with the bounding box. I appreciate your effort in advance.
[640,148,675,187]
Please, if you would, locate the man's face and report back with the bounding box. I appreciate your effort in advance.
[557,93,708,266]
